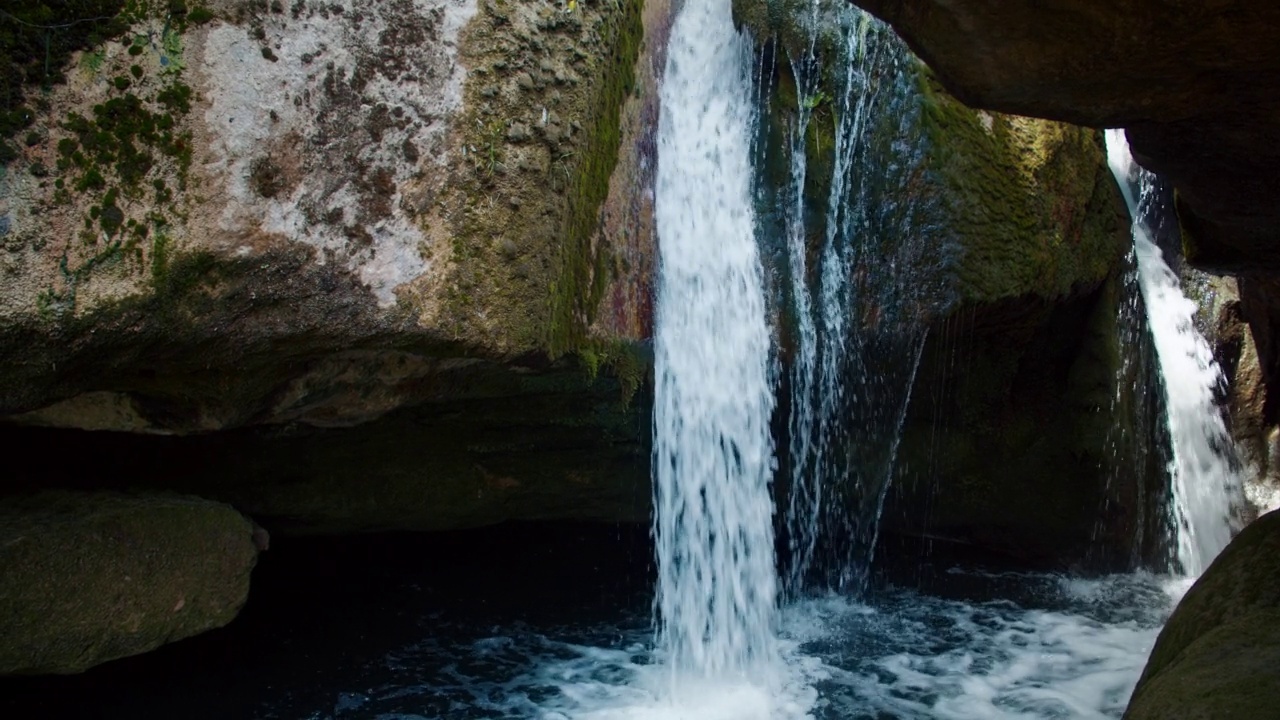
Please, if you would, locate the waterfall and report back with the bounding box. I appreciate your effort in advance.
[779,7,936,596]
[1104,130,1242,576]
[652,0,778,681]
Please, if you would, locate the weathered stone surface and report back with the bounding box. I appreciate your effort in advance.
[0,492,260,675]
[0,0,650,433]
[845,0,1280,457]
[1124,508,1280,719]
[1208,275,1280,518]
[3,360,649,535]
[847,0,1280,268]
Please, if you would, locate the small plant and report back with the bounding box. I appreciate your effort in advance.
[802,91,831,110]
[471,119,507,177]
[187,6,216,24]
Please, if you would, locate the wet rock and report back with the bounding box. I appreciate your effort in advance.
[845,0,1280,436]
[741,9,1135,566]
[0,492,260,675]
[1124,509,1280,719]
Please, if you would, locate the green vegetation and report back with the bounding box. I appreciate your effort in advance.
[546,0,643,358]
[3,0,207,318]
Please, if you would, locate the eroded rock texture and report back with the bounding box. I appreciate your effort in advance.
[0,0,651,434]
[1124,509,1280,720]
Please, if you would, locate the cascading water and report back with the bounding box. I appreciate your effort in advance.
[652,0,778,685]
[777,7,939,596]
[1104,130,1242,576]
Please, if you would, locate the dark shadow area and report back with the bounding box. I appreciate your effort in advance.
[0,521,653,719]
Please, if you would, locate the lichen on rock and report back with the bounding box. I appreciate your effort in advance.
[0,0,655,432]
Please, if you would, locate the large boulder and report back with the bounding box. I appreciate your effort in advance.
[1124,508,1280,719]
[0,492,261,675]
[847,0,1280,274]
[845,0,1280,483]
[0,0,650,434]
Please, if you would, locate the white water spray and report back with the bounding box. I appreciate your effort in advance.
[652,0,779,683]
[1104,130,1242,575]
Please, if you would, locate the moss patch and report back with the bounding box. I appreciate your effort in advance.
[440,0,644,359]
[915,69,1128,304]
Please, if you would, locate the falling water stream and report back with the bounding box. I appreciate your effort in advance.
[781,8,936,597]
[1104,131,1243,575]
[651,0,779,692]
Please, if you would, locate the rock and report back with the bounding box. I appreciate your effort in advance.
[845,0,1280,447]
[1124,509,1280,719]
[848,0,1280,271]
[3,357,650,536]
[742,8,1137,566]
[0,0,650,433]
[0,492,260,675]
[1195,275,1280,519]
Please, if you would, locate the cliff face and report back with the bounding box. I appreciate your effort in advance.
[0,0,662,673]
[0,0,651,434]
[847,0,1280,464]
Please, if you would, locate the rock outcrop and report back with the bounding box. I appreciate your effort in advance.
[0,0,650,434]
[846,0,1280,490]
[740,5,1142,567]
[0,492,261,674]
[1124,508,1280,719]
[5,364,651,535]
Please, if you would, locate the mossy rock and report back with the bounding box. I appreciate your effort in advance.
[0,492,260,675]
[1124,509,1280,718]
[745,8,1129,312]
[915,70,1130,304]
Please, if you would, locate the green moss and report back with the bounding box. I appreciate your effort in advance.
[0,2,129,146]
[546,0,644,358]
[186,6,215,24]
[914,68,1127,304]
[575,338,648,406]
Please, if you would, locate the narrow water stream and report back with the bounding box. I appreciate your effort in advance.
[1104,131,1243,575]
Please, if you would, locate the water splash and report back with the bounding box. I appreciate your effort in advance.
[652,0,778,683]
[1104,130,1243,575]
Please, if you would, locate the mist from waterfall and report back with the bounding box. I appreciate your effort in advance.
[1104,130,1243,576]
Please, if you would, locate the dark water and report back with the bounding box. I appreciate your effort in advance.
[1,524,1177,720]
